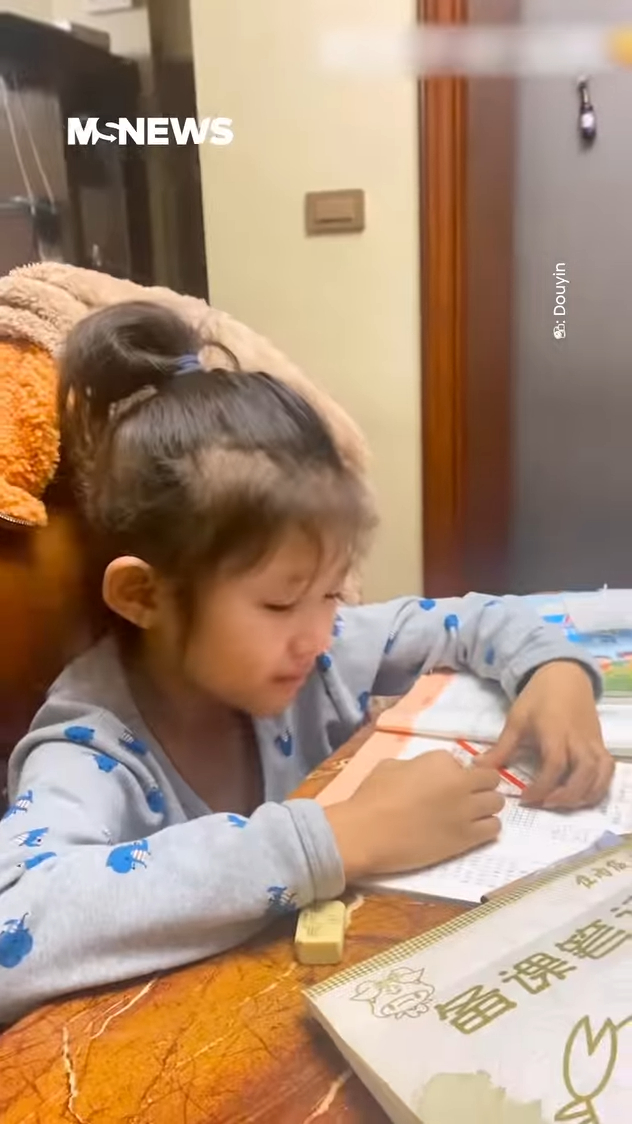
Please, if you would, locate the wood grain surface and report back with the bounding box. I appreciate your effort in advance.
[1,723,463,1124]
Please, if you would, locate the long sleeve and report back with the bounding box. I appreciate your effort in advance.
[330,593,602,707]
[0,722,343,1026]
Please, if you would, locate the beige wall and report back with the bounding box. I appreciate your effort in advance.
[4,0,51,19]
[189,0,422,602]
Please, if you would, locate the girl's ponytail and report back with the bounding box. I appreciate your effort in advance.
[59,301,200,465]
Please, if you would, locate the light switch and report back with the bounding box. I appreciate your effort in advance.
[85,0,134,13]
[305,189,365,235]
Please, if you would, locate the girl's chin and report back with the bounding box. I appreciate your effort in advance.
[251,679,305,716]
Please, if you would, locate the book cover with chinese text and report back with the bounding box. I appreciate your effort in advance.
[306,842,632,1124]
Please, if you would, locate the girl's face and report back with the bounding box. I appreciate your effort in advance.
[175,530,347,716]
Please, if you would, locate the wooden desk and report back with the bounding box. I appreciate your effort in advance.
[1,724,463,1124]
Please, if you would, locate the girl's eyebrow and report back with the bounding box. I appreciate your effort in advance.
[268,570,313,590]
[255,572,312,598]
[259,547,349,593]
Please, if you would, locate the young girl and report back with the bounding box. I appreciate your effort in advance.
[0,302,612,1024]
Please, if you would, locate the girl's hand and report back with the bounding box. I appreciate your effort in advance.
[477,661,614,810]
[325,750,504,880]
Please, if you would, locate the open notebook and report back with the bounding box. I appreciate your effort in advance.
[318,728,632,903]
[374,668,632,757]
[305,839,632,1124]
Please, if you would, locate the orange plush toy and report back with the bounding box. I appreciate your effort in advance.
[0,341,58,529]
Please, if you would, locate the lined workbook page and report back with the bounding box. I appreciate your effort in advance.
[356,736,626,903]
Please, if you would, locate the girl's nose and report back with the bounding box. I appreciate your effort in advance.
[291,616,332,662]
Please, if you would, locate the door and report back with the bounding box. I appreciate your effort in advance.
[511,0,632,593]
[420,0,518,596]
[421,0,632,597]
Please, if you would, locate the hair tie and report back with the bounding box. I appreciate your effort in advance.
[173,353,200,376]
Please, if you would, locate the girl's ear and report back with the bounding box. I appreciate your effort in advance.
[102,557,164,629]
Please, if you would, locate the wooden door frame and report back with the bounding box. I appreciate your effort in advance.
[419,0,517,596]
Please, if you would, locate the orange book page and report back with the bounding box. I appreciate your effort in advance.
[317,674,455,807]
[375,671,455,735]
[316,730,409,806]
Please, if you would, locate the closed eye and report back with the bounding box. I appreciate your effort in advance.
[264,592,342,612]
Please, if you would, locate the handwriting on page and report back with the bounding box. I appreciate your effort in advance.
[598,764,632,833]
[376,772,616,902]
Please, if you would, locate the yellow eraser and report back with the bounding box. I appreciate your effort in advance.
[294,900,346,966]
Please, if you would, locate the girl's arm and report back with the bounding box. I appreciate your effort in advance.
[0,726,342,1026]
[332,592,601,701]
[328,593,611,809]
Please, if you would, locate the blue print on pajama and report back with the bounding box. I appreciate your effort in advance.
[444,613,460,632]
[146,787,166,814]
[106,839,150,874]
[317,652,332,672]
[266,886,297,915]
[2,791,34,819]
[275,730,293,757]
[64,725,95,745]
[21,852,56,871]
[13,827,48,848]
[0,916,33,969]
[419,598,436,611]
[485,645,495,666]
[358,691,370,721]
[94,752,119,773]
[332,613,344,638]
[118,730,147,756]
[227,814,248,828]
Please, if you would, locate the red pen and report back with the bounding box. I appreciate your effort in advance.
[456,739,527,794]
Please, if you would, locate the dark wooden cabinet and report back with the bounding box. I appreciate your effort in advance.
[0,12,153,283]
[0,16,156,807]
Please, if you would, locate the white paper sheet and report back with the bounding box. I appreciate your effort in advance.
[564,588,632,632]
[358,736,630,904]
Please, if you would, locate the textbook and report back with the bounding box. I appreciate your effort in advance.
[305,840,632,1124]
[525,589,632,699]
[374,669,632,757]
